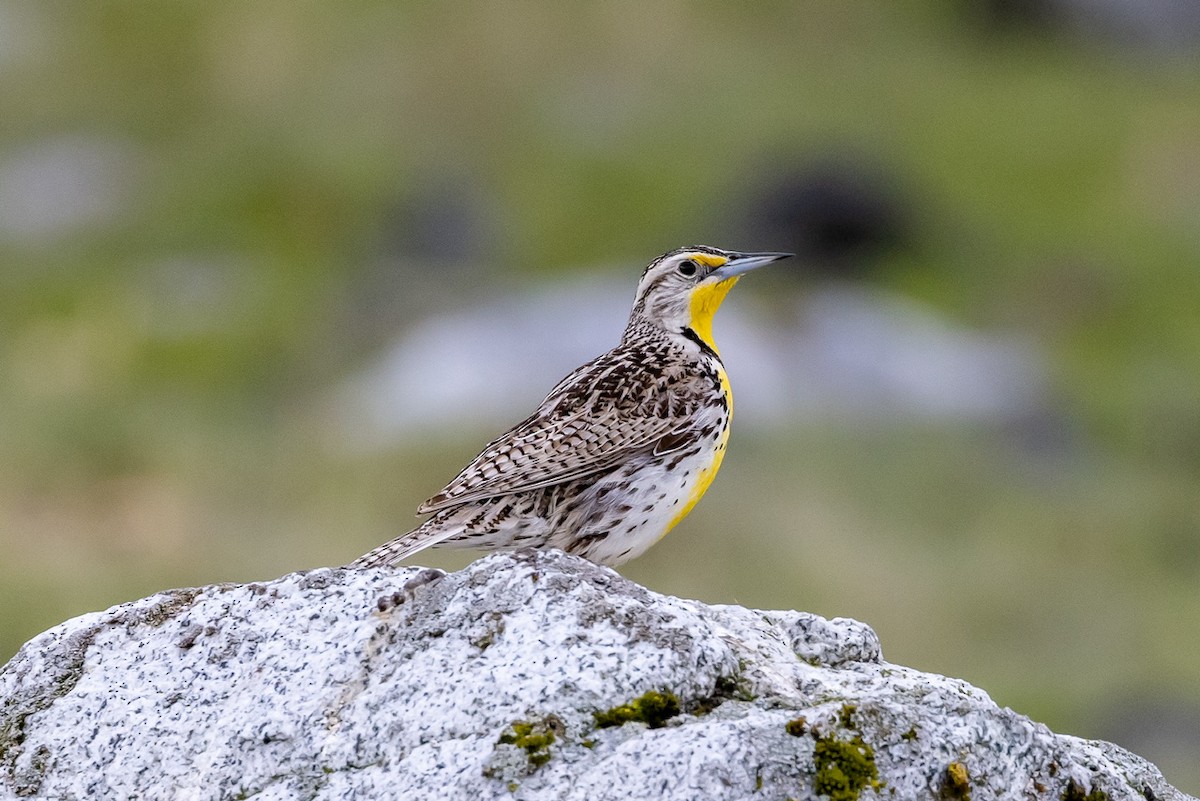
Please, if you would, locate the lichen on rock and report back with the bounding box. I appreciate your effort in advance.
[593,689,681,729]
[812,732,881,801]
[484,715,565,781]
[0,550,1193,801]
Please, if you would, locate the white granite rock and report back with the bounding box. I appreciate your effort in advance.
[0,551,1191,801]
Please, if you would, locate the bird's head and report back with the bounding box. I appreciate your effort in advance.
[628,246,792,353]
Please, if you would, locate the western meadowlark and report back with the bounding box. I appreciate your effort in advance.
[351,246,791,568]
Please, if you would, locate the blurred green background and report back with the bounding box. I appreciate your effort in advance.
[2,1,1198,791]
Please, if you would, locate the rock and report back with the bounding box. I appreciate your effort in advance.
[0,551,1191,801]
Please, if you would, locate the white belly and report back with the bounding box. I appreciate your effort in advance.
[548,427,729,566]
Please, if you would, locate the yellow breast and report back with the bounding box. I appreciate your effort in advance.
[663,363,733,535]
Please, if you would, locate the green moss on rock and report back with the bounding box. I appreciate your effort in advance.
[785,716,808,737]
[495,716,564,771]
[941,761,971,800]
[813,733,882,801]
[594,689,681,729]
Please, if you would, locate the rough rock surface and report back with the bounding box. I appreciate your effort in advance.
[0,551,1191,801]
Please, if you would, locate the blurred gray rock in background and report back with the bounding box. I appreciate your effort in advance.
[330,273,1049,448]
[330,151,1054,449]
[0,135,138,246]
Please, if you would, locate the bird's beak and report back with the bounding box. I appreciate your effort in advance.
[711,251,793,281]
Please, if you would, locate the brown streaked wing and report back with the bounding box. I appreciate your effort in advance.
[416,347,694,514]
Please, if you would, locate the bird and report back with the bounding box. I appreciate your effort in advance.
[350,246,792,568]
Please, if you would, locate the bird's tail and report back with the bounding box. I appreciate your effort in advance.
[347,518,462,569]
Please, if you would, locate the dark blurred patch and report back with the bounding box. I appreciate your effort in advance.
[739,159,910,281]
[380,175,495,265]
[963,0,1200,52]
[1000,408,1082,462]
[963,0,1064,32]
[334,174,500,354]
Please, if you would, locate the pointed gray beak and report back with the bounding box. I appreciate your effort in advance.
[711,251,793,280]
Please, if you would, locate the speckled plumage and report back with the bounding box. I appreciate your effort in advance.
[351,246,790,568]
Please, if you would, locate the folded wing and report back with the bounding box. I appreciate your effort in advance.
[417,350,700,514]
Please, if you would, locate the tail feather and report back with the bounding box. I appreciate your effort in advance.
[348,519,464,568]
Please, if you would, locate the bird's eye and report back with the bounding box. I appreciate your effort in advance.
[677,260,698,277]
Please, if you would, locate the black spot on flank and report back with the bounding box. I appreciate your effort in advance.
[617,504,632,513]
[666,453,688,470]
[643,504,654,512]
[654,431,693,455]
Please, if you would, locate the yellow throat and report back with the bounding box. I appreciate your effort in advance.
[686,275,738,356]
[663,270,738,536]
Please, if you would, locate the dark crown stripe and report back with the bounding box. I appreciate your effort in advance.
[641,245,728,277]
